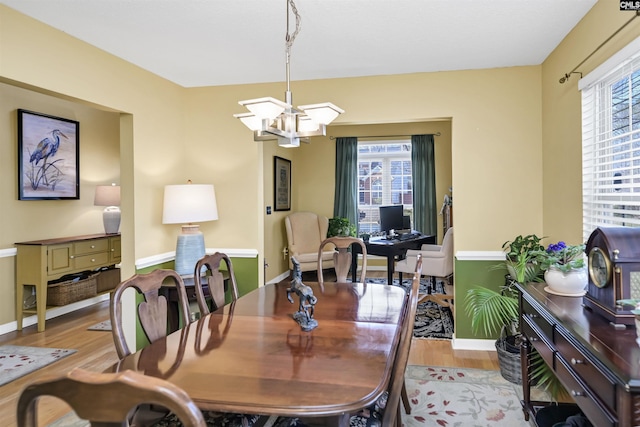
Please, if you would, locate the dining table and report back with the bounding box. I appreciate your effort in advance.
[110,280,409,426]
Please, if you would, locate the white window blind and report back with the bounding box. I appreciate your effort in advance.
[582,49,640,242]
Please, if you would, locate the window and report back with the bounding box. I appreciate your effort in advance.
[357,141,412,233]
[582,39,640,242]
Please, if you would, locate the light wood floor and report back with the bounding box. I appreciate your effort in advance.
[0,271,498,426]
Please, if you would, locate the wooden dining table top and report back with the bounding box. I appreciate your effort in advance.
[110,281,408,420]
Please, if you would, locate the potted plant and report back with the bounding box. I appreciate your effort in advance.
[502,234,545,284]
[327,217,356,238]
[465,234,563,395]
[530,241,587,296]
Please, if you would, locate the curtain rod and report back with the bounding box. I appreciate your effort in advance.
[329,132,440,140]
[559,11,640,84]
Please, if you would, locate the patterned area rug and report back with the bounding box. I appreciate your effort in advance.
[0,345,76,386]
[365,277,454,339]
[87,319,112,331]
[403,366,551,426]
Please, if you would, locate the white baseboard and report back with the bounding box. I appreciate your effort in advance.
[451,338,497,351]
[0,294,110,335]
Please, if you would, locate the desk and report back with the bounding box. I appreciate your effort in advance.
[112,281,408,426]
[351,233,435,284]
[518,281,640,427]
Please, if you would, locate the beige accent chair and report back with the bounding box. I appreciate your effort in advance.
[285,212,334,273]
[395,227,454,307]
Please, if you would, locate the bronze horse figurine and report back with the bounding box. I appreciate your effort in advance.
[287,257,318,331]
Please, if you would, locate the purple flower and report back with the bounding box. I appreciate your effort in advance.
[547,241,566,253]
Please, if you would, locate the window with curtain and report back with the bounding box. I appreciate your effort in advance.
[581,37,640,242]
[357,140,413,233]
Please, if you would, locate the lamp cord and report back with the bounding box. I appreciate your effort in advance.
[285,0,301,92]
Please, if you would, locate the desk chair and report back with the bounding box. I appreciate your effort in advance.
[285,212,334,274]
[193,252,239,316]
[16,368,206,427]
[395,227,454,307]
[110,269,190,359]
[317,236,368,283]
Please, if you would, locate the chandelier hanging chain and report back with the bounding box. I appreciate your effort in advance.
[234,0,343,148]
[285,0,301,93]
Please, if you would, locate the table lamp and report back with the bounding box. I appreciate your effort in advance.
[162,182,218,276]
[94,183,121,234]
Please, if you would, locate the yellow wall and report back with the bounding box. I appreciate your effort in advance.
[542,2,640,244]
[0,82,120,324]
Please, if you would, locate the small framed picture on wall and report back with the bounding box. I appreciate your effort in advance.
[18,109,80,200]
[274,156,291,211]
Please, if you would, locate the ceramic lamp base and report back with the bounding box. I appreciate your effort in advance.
[174,227,205,276]
[103,206,121,234]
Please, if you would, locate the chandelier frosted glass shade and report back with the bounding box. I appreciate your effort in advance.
[297,103,344,125]
[239,97,289,120]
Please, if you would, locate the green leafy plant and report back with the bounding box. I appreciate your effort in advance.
[327,217,356,237]
[464,284,519,337]
[531,241,586,273]
[465,233,563,397]
[502,234,545,262]
[498,234,545,284]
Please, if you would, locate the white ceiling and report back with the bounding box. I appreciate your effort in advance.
[1,0,598,88]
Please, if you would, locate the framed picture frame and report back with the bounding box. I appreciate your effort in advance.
[274,156,291,211]
[18,109,80,200]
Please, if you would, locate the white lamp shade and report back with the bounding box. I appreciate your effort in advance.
[239,97,290,120]
[94,185,121,206]
[162,184,218,224]
[298,102,344,125]
[233,113,264,131]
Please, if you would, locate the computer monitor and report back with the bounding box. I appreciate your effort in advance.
[379,205,404,234]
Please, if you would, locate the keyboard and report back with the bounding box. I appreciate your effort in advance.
[398,232,420,241]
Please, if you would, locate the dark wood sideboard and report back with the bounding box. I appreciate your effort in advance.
[517,281,640,427]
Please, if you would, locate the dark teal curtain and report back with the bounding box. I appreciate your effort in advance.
[411,134,436,236]
[333,137,358,232]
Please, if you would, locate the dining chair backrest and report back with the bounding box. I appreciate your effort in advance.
[382,253,422,426]
[193,252,239,316]
[110,269,190,359]
[317,236,368,283]
[16,367,206,427]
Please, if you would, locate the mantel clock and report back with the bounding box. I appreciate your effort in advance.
[583,226,640,326]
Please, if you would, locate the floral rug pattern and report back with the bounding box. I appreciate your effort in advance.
[0,345,76,386]
[366,278,454,339]
[403,366,550,427]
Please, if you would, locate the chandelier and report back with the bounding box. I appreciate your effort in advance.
[234,0,344,148]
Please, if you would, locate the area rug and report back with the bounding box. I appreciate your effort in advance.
[402,366,551,426]
[87,319,112,331]
[366,277,454,339]
[0,345,76,386]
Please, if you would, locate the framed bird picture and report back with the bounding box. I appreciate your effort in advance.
[18,109,80,200]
